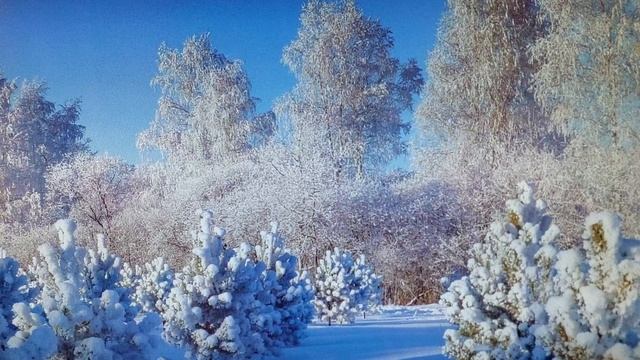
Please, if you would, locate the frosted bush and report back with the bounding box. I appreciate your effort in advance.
[440,182,559,359]
[313,248,358,325]
[351,255,382,319]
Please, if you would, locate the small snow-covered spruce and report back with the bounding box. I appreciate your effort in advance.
[537,212,640,359]
[162,210,265,359]
[351,255,382,319]
[313,248,358,325]
[255,222,314,347]
[34,219,169,359]
[440,182,559,359]
[0,249,56,359]
[129,257,175,314]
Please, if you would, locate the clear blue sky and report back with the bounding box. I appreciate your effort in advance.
[0,0,445,163]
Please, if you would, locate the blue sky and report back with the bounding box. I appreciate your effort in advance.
[0,0,445,163]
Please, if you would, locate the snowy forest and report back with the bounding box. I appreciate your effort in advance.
[1,0,639,358]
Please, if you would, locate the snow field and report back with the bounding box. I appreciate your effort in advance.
[280,305,449,360]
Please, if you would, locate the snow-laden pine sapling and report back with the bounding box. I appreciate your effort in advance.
[538,212,640,359]
[255,222,314,347]
[351,255,382,320]
[440,182,559,359]
[313,248,358,326]
[33,219,170,359]
[162,210,266,359]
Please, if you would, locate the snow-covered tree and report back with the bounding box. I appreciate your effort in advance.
[45,153,135,252]
[162,210,265,359]
[0,250,56,359]
[255,222,314,347]
[351,255,382,319]
[417,0,548,147]
[532,0,640,147]
[0,75,87,226]
[440,182,559,359]
[313,248,359,325]
[537,213,640,359]
[278,0,422,179]
[33,219,168,359]
[129,33,277,264]
[138,34,274,163]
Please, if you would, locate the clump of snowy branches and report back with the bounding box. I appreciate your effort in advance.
[313,248,383,325]
[128,257,175,314]
[440,182,559,359]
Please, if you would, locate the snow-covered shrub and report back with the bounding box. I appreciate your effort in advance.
[537,212,640,359]
[255,222,314,347]
[128,257,175,314]
[351,255,382,319]
[0,250,56,359]
[162,210,265,359]
[312,248,380,325]
[313,248,358,325]
[440,182,559,359]
[33,219,169,359]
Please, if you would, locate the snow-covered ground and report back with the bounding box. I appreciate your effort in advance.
[279,305,450,360]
